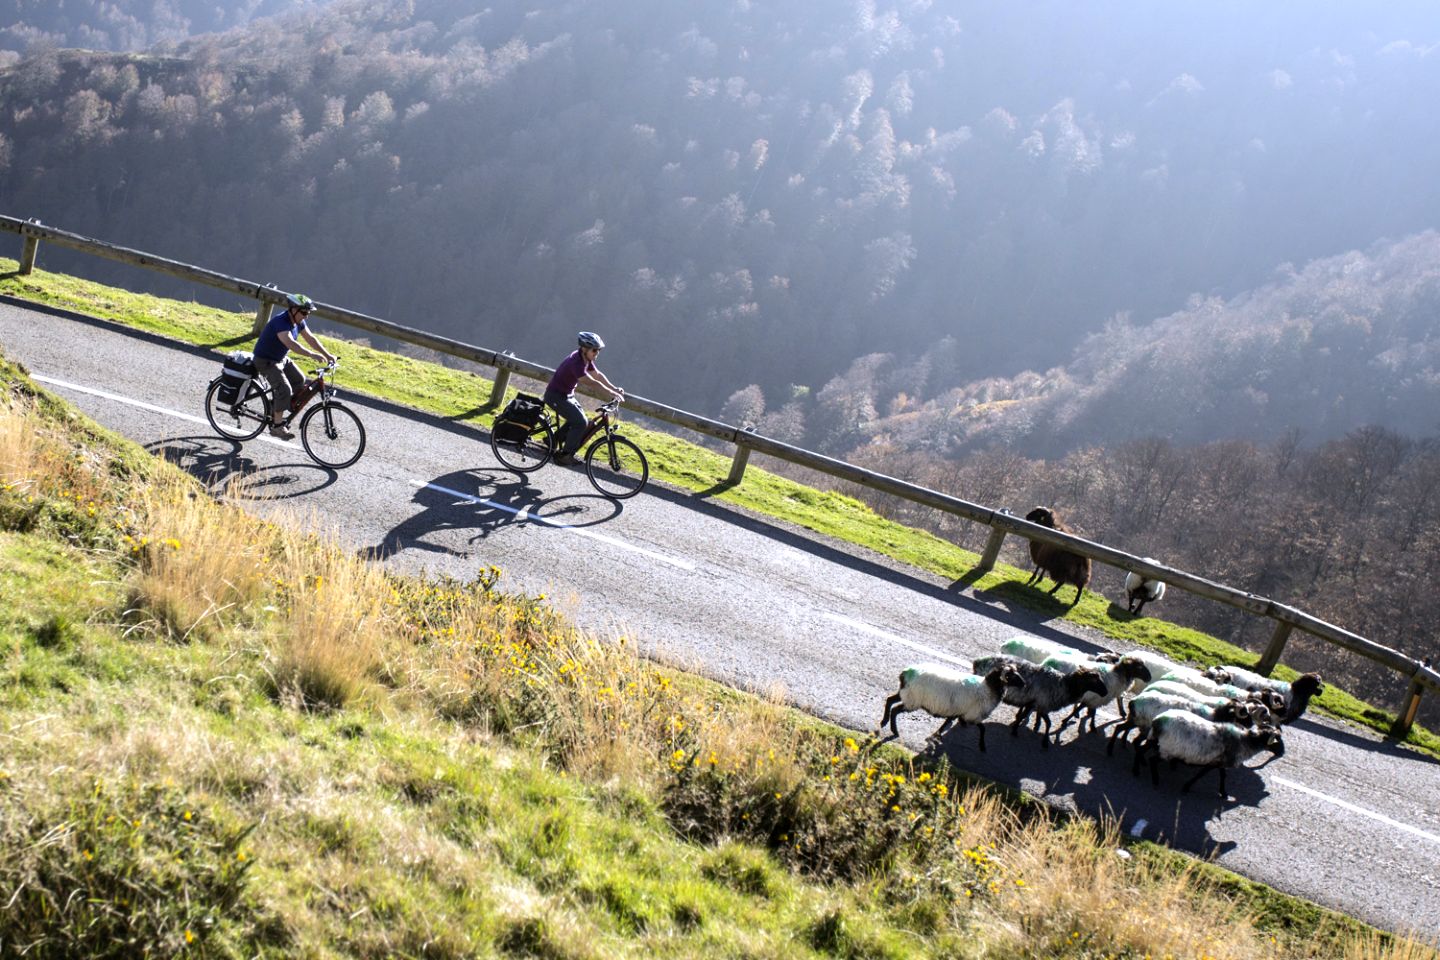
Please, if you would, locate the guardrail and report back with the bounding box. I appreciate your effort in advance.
[6,214,1437,735]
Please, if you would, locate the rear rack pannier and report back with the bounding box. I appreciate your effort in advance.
[494,393,545,445]
[217,351,258,406]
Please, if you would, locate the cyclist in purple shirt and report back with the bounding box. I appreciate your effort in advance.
[544,331,623,464]
[253,293,335,439]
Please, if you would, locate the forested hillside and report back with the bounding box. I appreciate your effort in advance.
[0,0,326,55]
[1,0,1438,448]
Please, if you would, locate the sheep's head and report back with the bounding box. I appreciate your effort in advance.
[1216,699,1256,727]
[1252,689,1287,715]
[1069,667,1109,699]
[990,664,1026,689]
[1202,665,1232,684]
[1025,506,1056,528]
[1117,657,1152,683]
[1260,726,1285,758]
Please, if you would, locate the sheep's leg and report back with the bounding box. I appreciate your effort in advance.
[1037,712,1052,749]
[1055,702,1084,735]
[880,693,906,738]
[1182,763,1219,794]
[1069,585,1083,607]
[1148,748,1162,786]
[1133,599,1146,616]
[1133,735,1152,777]
[932,716,957,741]
[1010,707,1030,736]
[1107,720,1131,756]
[975,722,987,753]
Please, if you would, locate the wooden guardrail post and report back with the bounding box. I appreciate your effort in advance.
[1256,621,1294,676]
[486,352,514,409]
[1391,677,1424,739]
[18,218,40,274]
[728,427,756,485]
[252,283,279,336]
[978,512,1010,571]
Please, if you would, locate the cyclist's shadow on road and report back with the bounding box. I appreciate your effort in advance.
[361,467,620,561]
[146,435,339,499]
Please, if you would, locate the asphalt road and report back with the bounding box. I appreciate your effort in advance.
[3,298,1438,938]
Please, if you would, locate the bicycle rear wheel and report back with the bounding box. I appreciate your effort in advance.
[205,378,270,441]
[300,401,366,468]
[491,419,555,473]
[585,434,649,499]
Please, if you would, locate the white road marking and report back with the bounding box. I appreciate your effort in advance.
[33,372,696,571]
[1273,775,1440,846]
[416,480,696,571]
[822,612,969,666]
[33,374,296,449]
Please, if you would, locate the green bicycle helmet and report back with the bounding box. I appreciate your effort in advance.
[286,293,315,312]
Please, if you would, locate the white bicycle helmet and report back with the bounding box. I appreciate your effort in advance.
[577,331,605,350]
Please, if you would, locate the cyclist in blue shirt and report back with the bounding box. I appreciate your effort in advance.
[254,293,335,439]
[544,331,623,464]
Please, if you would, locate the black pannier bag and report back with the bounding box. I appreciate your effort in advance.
[494,393,545,444]
[217,351,257,406]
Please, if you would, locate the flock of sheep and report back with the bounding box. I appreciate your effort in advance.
[876,507,1324,796]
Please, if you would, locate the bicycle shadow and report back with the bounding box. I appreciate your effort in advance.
[360,467,622,561]
[145,435,339,499]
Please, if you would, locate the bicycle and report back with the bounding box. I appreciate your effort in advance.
[204,360,367,469]
[490,396,649,499]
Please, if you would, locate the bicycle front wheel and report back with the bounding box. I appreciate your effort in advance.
[300,401,366,468]
[491,419,555,473]
[205,378,270,441]
[585,434,649,499]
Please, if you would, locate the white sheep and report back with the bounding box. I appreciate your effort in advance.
[1144,679,1282,722]
[1140,709,1285,796]
[877,663,1023,751]
[1202,665,1324,724]
[1108,689,1259,761]
[1157,668,1285,714]
[1123,650,1181,695]
[998,634,1077,665]
[1124,562,1167,616]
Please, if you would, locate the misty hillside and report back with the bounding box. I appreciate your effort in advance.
[0,1,329,55]
[833,232,1440,459]
[1,0,1438,452]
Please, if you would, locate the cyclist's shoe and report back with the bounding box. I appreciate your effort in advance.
[268,423,296,440]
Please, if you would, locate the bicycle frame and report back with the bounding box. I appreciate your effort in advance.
[544,398,619,454]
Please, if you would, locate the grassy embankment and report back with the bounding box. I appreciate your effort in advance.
[4,334,1437,956]
[1,259,1435,759]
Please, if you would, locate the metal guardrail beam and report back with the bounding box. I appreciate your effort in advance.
[4,214,1434,730]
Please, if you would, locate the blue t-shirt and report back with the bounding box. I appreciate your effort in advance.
[254,309,308,362]
[546,350,595,396]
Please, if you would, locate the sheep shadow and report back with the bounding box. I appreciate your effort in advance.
[921,708,1272,860]
[971,579,1085,623]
